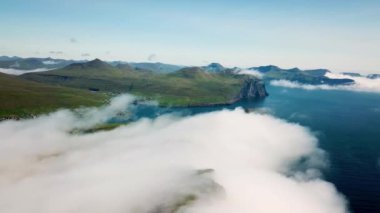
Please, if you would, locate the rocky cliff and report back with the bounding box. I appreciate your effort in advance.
[236,77,268,101]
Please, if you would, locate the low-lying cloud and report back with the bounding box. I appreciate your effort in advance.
[237,69,263,78]
[271,73,380,93]
[42,60,59,65]
[0,68,51,75]
[0,94,348,213]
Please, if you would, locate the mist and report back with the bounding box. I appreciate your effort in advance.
[271,73,380,93]
[0,94,348,213]
[237,69,263,78]
[0,68,52,75]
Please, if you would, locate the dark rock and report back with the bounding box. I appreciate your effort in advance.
[236,77,268,101]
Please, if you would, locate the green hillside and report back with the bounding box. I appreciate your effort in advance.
[21,59,254,106]
[251,65,354,85]
[0,72,108,119]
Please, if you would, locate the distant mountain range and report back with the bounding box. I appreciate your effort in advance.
[19,59,266,107]
[0,56,378,81]
[1,55,379,119]
[248,65,354,85]
[0,57,84,70]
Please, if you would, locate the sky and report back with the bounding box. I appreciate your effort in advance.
[0,0,379,73]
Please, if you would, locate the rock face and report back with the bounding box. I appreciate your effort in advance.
[236,77,268,101]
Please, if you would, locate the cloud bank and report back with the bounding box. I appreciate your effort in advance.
[0,94,348,213]
[237,69,263,78]
[271,73,380,93]
[0,68,51,75]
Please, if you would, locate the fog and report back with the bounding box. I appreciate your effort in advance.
[237,69,263,78]
[0,68,51,75]
[271,73,380,93]
[0,95,348,213]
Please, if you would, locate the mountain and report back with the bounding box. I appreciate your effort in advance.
[21,59,267,107]
[170,67,214,79]
[367,74,380,79]
[0,56,83,70]
[250,65,353,85]
[342,72,362,77]
[249,65,282,73]
[303,69,331,77]
[202,63,226,73]
[0,56,21,61]
[0,72,107,119]
[129,62,184,73]
[115,63,133,70]
[51,58,131,78]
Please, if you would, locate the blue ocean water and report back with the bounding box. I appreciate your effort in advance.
[253,86,380,213]
[114,85,380,212]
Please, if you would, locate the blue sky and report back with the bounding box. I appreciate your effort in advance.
[0,0,379,73]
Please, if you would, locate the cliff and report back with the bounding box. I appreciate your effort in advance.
[236,77,268,101]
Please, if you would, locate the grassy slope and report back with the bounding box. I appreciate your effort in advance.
[0,72,108,119]
[22,61,245,106]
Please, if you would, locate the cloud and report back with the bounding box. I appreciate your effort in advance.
[49,51,63,55]
[70,38,78,43]
[0,68,51,75]
[271,73,380,93]
[270,80,334,90]
[325,73,380,93]
[81,53,91,57]
[0,94,348,213]
[237,69,263,78]
[148,53,157,61]
[42,60,59,65]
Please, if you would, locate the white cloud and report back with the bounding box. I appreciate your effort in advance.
[0,94,348,213]
[42,60,59,65]
[271,73,380,93]
[236,69,263,78]
[0,68,52,75]
[270,80,334,90]
[325,73,380,93]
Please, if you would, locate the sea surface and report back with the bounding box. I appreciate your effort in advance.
[113,85,380,213]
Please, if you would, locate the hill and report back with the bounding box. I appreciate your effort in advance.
[129,62,184,73]
[249,65,354,85]
[0,72,108,119]
[21,59,267,106]
[0,56,82,70]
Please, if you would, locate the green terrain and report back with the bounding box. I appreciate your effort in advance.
[21,59,258,106]
[0,72,108,119]
[0,59,266,119]
[251,65,354,85]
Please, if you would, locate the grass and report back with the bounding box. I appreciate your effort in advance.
[0,72,108,119]
[21,61,246,107]
[1,59,261,119]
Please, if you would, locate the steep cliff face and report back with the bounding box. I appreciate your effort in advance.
[236,77,268,101]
